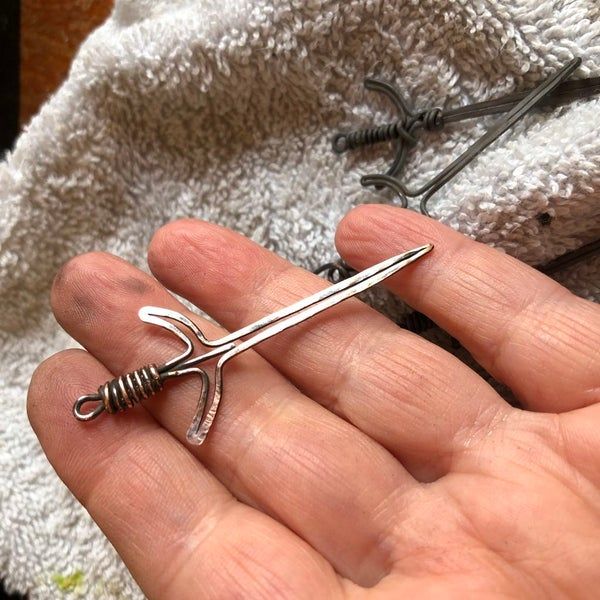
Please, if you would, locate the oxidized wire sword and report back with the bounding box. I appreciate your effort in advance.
[316,57,600,284]
[73,244,432,444]
[332,57,600,217]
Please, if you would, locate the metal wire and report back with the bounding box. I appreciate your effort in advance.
[99,365,162,413]
[73,245,433,444]
[313,259,357,282]
[539,238,600,276]
[358,57,583,218]
[333,59,599,217]
[317,57,600,284]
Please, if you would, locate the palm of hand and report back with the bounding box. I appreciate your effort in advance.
[29,207,600,598]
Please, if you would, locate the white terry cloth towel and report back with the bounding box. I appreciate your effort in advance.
[1,1,599,597]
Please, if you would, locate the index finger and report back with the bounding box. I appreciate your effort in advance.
[336,205,600,413]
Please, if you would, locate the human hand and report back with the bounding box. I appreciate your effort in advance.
[29,206,600,598]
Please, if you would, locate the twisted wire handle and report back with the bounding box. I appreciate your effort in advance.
[73,365,163,421]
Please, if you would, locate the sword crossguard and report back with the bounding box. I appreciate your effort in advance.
[73,307,230,445]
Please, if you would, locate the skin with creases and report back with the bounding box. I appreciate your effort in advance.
[29,205,600,599]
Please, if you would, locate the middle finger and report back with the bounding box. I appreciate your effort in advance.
[148,220,511,480]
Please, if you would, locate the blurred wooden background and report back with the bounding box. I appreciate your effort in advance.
[20,0,113,125]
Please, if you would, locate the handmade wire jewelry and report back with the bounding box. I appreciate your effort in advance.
[320,56,600,284]
[73,245,432,444]
[333,57,599,216]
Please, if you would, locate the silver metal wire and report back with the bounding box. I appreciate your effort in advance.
[73,244,433,445]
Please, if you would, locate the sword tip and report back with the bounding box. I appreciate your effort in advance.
[397,243,433,262]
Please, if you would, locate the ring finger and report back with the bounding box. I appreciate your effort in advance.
[28,350,343,599]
